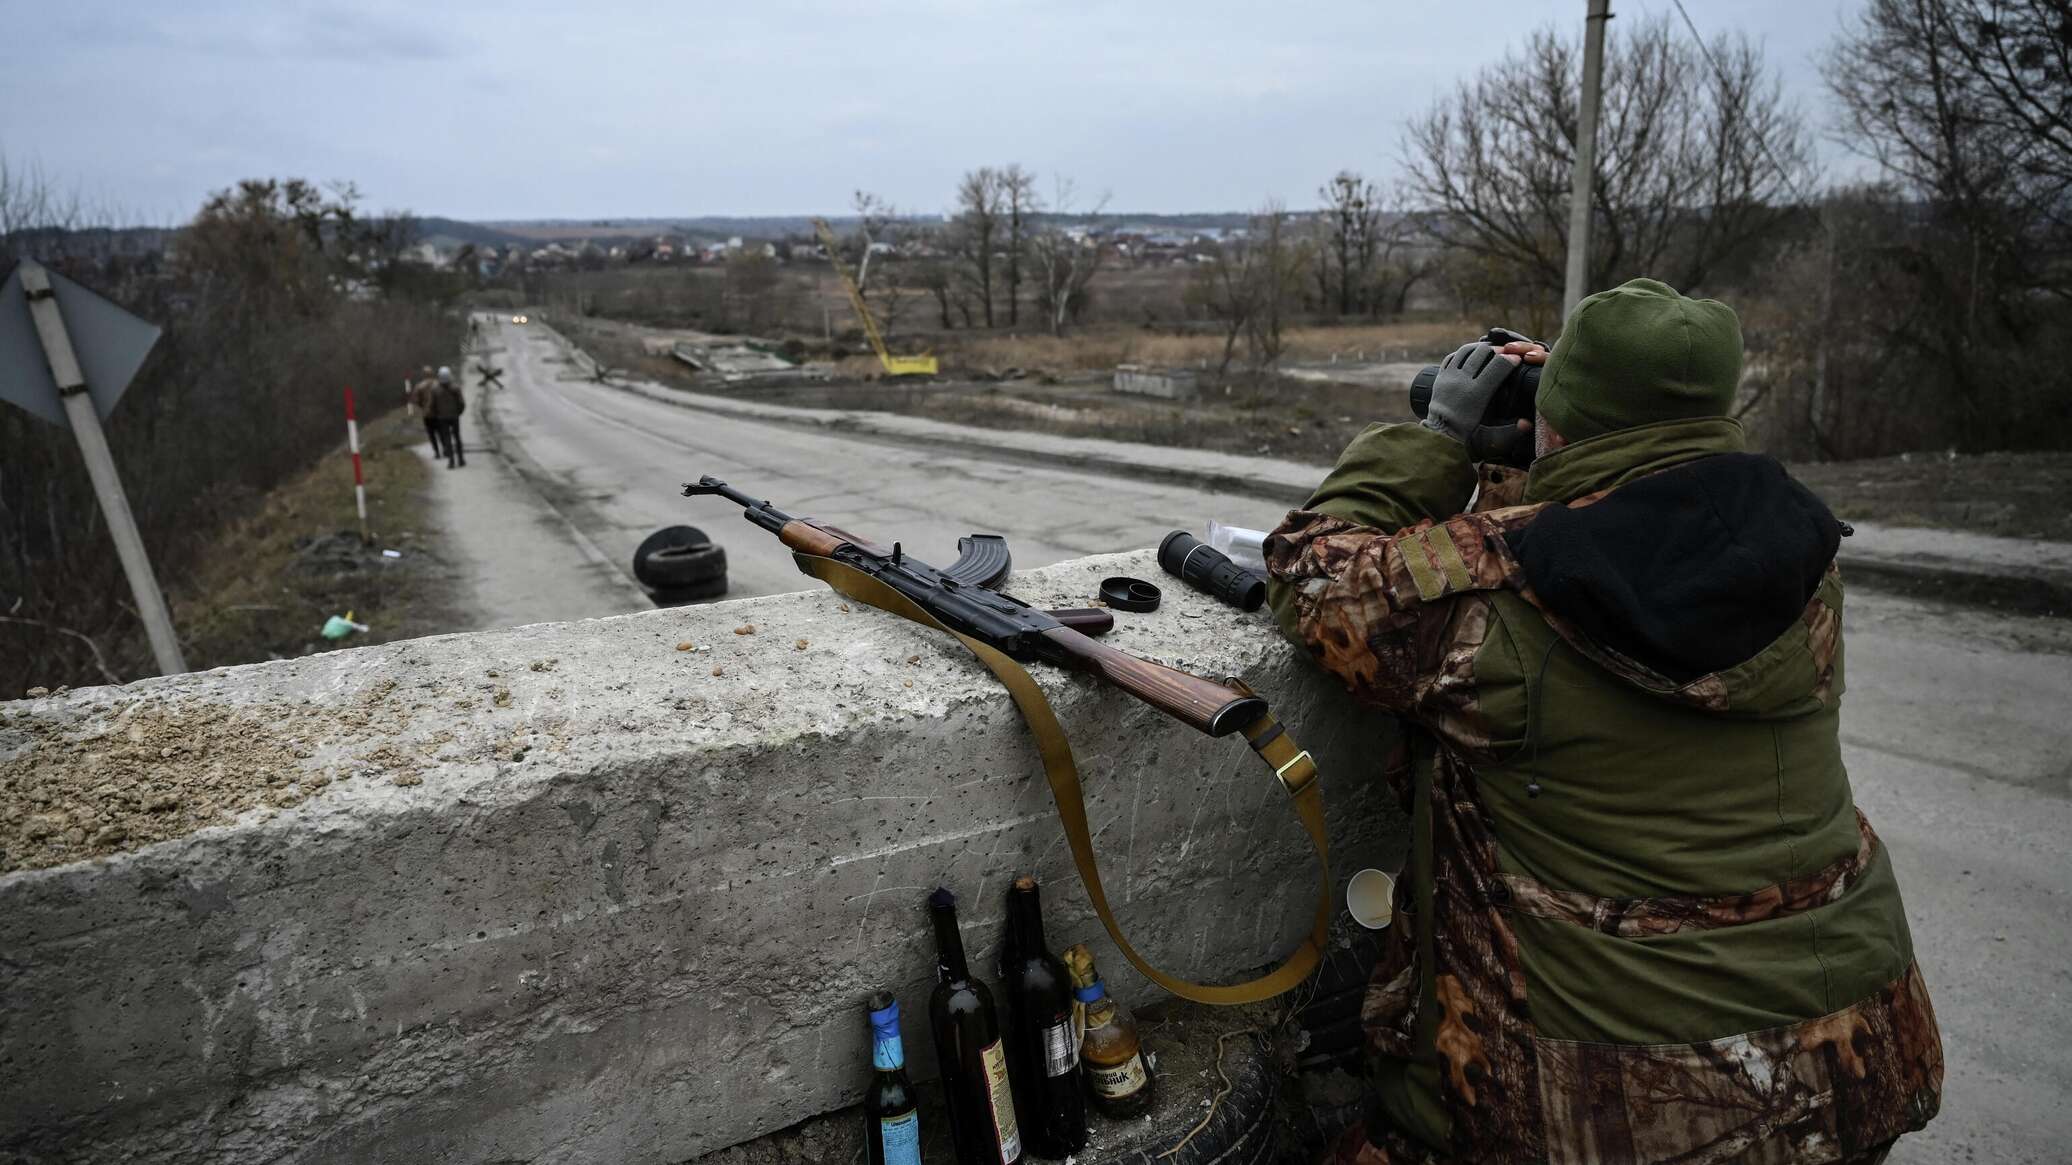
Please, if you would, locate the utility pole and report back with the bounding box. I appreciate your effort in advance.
[1563,0,1612,320]
[18,260,187,676]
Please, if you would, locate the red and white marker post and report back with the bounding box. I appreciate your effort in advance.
[344,385,370,545]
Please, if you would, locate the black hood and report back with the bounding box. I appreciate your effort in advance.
[1505,453,1842,684]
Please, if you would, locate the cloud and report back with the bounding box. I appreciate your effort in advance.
[3,0,1865,219]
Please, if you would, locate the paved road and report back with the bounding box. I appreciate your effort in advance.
[457,315,2068,1163]
[473,315,1289,605]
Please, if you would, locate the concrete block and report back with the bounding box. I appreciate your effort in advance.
[1112,364,1200,400]
[0,550,1401,1164]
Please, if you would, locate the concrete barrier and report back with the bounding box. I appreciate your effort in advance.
[0,550,1400,1164]
[1112,364,1200,400]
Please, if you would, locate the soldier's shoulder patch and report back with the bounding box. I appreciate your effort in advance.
[1389,513,1532,604]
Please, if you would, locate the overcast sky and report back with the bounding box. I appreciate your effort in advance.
[3,0,1868,224]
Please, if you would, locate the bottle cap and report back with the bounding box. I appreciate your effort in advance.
[1061,942,1099,989]
[867,993,900,1032]
[1099,576,1162,613]
[1346,868,1396,930]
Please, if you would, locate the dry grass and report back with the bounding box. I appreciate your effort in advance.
[922,320,1467,377]
[164,411,462,675]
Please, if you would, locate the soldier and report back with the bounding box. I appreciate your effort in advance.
[410,365,441,456]
[428,366,466,469]
[1267,279,1942,1165]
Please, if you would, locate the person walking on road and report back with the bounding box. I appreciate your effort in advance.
[410,365,442,457]
[429,365,467,469]
[1267,278,1942,1165]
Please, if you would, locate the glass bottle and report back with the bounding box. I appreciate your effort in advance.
[928,887,1024,1165]
[1000,877,1087,1157]
[1061,942,1155,1119]
[861,992,922,1165]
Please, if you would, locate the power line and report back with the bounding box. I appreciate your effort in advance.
[1666,0,1825,208]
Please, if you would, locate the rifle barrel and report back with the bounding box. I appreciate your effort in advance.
[685,477,792,529]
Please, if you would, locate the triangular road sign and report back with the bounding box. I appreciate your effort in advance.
[0,262,161,428]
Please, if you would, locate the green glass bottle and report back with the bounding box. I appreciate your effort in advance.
[862,992,922,1165]
[928,887,1024,1165]
[1001,876,1087,1157]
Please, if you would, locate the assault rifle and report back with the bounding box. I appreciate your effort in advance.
[681,476,1268,736]
[685,476,1330,1006]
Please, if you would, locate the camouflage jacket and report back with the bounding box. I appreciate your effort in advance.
[1267,419,1942,1165]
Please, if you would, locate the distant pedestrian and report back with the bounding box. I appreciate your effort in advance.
[429,366,467,469]
[410,366,442,456]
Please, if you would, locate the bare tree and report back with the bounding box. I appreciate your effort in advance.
[912,251,958,329]
[1243,203,1308,370]
[0,157,88,265]
[1761,0,2072,457]
[1319,171,1381,315]
[1827,0,2071,289]
[954,167,1004,327]
[1187,239,1259,380]
[1186,202,1311,377]
[1001,164,1040,328]
[1369,197,1439,317]
[1403,15,1812,316]
[1029,176,1109,337]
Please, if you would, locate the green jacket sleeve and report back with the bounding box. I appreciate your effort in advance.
[1266,423,1474,639]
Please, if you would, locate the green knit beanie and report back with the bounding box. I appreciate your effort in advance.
[1536,277,1743,442]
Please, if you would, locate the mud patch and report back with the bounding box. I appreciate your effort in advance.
[0,685,427,873]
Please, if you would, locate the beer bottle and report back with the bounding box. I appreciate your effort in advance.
[928,888,1024,1165]
[862,992,922,1165]
[1000,876,1088,1157]
[1061,943,1155,1119]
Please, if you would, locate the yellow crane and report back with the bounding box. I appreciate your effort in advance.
[813,217,937,377]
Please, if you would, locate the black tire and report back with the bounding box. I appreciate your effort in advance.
[642,542,726,589]
[633,525,711,582]
[647,575,729,606]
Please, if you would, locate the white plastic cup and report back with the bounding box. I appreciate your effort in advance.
[1345,868,1397,930]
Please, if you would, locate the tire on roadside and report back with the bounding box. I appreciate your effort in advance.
[642,543,726,590]
[633,525,711,584]
[646,575,729,606]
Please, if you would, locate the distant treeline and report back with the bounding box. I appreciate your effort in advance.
[526,4,2072,462]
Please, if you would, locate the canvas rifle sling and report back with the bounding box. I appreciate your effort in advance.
[796,552,1330,1005]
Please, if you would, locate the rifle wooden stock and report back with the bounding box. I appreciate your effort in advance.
[1038,627,1265,736]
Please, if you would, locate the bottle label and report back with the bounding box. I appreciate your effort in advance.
[877,1110,922,1165]
[1041,1019,1078,1077]
[1088,1053,1149,1100]
[979,1039,1023,1163]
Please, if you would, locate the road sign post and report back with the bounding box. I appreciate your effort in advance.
[5,259,186,677]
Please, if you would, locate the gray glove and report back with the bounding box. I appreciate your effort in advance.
[1421,341,1514,446]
